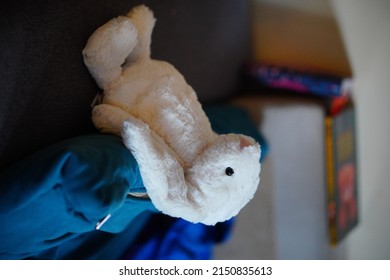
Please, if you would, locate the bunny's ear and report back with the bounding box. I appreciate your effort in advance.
[239,135,256,150]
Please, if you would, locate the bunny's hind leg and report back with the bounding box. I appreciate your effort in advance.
[125,5,156,63]
[82,16,138,90]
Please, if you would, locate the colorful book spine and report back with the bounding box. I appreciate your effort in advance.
[244,62,353,98]
[325,103,358,245]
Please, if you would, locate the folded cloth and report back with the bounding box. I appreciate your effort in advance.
[0,134,157,259]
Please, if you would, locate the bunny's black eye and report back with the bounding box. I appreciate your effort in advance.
[225,167,234,176]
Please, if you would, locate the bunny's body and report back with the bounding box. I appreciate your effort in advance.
[100,59,216,167]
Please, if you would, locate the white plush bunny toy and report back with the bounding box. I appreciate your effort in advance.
[83,5,261,225]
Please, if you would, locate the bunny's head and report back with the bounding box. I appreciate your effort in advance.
[185,134,261,225]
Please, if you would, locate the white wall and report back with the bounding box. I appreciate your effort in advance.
[331,0,390,260]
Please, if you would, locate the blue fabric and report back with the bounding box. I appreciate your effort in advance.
[0,104,268,260]
[32,211,154,260]
[0,134,157,259]
[121,215,234,260]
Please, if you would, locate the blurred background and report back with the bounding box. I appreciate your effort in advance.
[215,0,390,260]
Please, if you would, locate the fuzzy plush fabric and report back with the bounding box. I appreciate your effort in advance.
[82,5,261,225]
